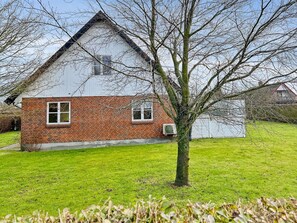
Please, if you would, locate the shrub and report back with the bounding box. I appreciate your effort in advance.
[247,104,297,124]
[1,197,297,222]
[0,116,21,133]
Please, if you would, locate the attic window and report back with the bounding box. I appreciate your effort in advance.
[277,90,290,100]
[93,55,112,75]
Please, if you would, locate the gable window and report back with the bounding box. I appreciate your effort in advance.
[277,90,290,99]
[47,102,70,124]
[132,101,153,121]
[93,55,112,75]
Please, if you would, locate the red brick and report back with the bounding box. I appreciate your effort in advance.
[21,96,173,145]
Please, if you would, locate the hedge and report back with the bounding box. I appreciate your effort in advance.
[0,116,20,133]
[1,197,297,222]
[247,104,297,124]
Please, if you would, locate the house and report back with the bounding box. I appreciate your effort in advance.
[245,82,297,123]
[5,11,245,150]
[273,82,297,104]
[246,82,297,106]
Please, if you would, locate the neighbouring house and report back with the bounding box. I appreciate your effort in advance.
[245,82,297,123]
[254,82,297,104]
[273,82,297,104]
[5,11,245,150]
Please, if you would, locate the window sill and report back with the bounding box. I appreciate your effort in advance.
[132,120,154,125]
[46,124,71,128]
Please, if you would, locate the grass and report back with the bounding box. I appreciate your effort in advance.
[0,131,20,148]
[0,121,296,217]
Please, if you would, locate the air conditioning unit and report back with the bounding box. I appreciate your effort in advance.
[163,124,177,136]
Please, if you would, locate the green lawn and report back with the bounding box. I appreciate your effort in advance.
[0,131,20,148]
[0,122,296,217]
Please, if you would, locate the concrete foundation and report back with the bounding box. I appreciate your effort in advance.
[21,138,173,151]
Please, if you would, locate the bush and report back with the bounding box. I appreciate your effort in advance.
[1,197,297,222]
[247,104,297,124]
[0,116,21,133]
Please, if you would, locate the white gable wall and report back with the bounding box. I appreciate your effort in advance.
[15,22,152,105]
[276,85,287,91]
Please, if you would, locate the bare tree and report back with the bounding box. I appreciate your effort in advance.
[0,0,43,98]
[33,0,297,186]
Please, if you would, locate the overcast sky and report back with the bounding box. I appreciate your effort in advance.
[42,0,89,12]
[32,0,99,59]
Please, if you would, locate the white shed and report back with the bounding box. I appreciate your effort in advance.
[191,100,246,139]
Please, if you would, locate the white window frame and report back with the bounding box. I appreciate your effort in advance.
[47,101,71,125]
[132,101,153,122]
[93,55,112,75]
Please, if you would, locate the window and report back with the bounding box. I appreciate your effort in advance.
[132,101,153,121]
[93,55,112,75]
[277,90,290,99]
[47,102,70,124]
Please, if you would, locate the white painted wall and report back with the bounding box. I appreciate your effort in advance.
[15,22,152,105]
[191,100,246,139]
[277,85,287,91]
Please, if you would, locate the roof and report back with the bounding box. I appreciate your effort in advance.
[259,82,297,98]
[5,11,152,105]
[284,82,297,96]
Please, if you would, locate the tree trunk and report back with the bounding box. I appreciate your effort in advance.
[174,120,190,186]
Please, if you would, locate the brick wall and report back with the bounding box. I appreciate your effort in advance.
[21,96,173,146]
